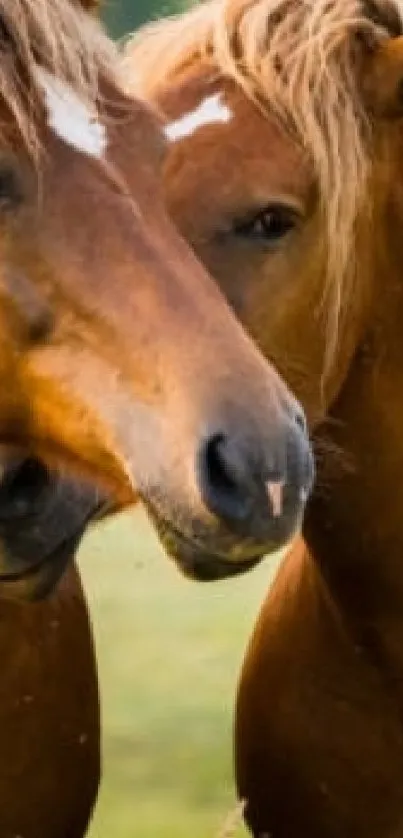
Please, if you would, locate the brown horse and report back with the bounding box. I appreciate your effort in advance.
[0,454,100,837]
[0,1,315,835]
[126,2,403,836]
[0,0,314,603]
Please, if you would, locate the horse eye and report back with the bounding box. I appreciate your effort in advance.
[0,167,23,211]
[234,204,298,242]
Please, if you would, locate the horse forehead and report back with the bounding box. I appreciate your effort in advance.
[158,71,236,125]
[34,67,107,159]
[160,74,289,154]
[160,77,309,197]
[164,92,233,142]
[33,68,167,188]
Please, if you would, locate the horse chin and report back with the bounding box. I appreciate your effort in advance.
[0,528,86,602]
[144,501,265,581]
[167,537,263,582]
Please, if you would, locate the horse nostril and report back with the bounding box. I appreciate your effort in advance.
[197,412,313,538]
[0,458,51,520]
[198,433,252,524]
[205,434,236,493]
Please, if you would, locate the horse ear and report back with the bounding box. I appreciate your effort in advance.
[363,36,403,118]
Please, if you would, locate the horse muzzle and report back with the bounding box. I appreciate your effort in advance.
[0,458,104,600]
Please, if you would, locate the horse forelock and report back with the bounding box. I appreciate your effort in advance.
[0,0,119,161]
[126,0,403,369]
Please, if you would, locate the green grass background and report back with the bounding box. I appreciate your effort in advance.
[77,508,280,838]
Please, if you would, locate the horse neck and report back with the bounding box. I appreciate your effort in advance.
[304,208,403,675]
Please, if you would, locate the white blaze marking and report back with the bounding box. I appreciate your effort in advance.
[164,92,232,142]
[34,67,107,158]
[266,480,284,518]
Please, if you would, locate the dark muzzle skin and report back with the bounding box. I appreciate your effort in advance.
[0,458,105,600]
[197,404,312,536]
[145,395,314,582]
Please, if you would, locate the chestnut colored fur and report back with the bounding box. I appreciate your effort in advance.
[126,1,403,835]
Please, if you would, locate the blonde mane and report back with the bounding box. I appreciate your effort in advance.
[125,0,403,365]
[0,0,119,159]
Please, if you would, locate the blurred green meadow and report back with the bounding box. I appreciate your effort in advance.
[77,508,280,838]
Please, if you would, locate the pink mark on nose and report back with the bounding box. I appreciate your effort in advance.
[266,480,284,517]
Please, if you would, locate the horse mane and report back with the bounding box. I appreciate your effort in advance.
[125,0,403,368]
[0,0,118,159]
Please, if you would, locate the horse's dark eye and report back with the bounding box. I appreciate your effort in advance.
[234,204,297,242]
[0,167,23,211]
